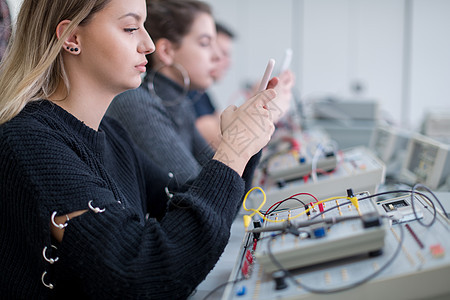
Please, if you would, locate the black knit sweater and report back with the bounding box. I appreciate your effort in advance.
[0,100,256,299]
[106,73,215,186]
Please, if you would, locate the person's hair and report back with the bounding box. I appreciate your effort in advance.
[145,0,212,68]
[0,0,111,125]
[216,22,235,40]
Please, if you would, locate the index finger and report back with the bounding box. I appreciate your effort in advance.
[241,87,277,110]
[254,89,277,107]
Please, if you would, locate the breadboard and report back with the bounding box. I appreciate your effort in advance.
[222,192,450,300]
[255,192,386,273]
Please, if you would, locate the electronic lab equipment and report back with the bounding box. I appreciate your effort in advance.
[400,133,450,190]
[222,190,450,300]
[251,146,385,212]
[305,98,379,149]
[254,191,386,273]
[369,124,411,178]
[262,128,337,183]
[421,109,450,143]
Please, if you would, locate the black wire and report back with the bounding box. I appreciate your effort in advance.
[358,189,441,226]
[307,188,448,224]
[425,184,450,218]
[213,186,445,298]
[411,183,448,226]
[264,197,307,216]
[253,187,444,235]
[266,217,405,294]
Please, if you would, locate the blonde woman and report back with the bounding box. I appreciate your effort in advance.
[0,0,276,298]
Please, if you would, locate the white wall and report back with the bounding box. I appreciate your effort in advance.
[204,0,450,131]
[409,0,450,129]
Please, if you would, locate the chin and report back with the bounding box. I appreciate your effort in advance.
[197,80,213,91]
[116,84,140,96]
[128,78,143,90]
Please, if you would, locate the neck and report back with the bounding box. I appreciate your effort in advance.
[49,79,115,131]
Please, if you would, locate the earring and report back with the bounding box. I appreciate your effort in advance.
[147,63,190,107]
[66,46,79,53]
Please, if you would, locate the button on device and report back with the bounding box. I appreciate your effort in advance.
[272,271,288,290]
[430,244,445,258]
[236,285,246,296]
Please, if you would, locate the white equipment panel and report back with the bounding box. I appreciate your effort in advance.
[251,146,386,211]
[400,133,450,190]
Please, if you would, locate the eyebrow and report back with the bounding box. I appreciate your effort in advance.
[118,13,142,21]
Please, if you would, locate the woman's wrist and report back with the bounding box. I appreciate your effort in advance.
[213,141,252,176]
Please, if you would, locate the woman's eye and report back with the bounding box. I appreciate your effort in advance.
[124,27,139,33]
[200,41,211,47]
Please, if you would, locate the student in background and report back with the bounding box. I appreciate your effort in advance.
[191,22,295,150]
[107,0,293,186]
[107,0,279,186]
[189,22,235,149]
[0,0,277,298]
[107,0,219,185]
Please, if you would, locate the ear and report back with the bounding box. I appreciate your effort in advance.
[56,20,81,55]
[154,38,176,66]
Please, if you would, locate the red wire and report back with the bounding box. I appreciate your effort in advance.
[265,192,319,215]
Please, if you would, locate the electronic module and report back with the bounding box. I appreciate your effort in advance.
[222,189,450,300]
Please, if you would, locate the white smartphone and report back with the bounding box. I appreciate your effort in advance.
[279,48,292,73]
[257,58,276,92]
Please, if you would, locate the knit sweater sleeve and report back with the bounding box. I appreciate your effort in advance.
[57,159,244,299]
[107,88,207,185]
[1,108,246,299]
[192,120,215,166]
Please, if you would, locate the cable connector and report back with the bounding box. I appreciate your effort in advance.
[243,215,252,231]
[347,188,360,213]
[252,215,262,240]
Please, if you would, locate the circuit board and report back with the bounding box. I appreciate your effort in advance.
[222,191,450,300]
[254,192,386,273]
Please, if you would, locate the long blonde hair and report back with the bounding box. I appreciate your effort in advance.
[0,0,110,125]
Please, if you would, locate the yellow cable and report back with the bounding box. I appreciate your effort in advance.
[242,187,266,217]
[242,187,266,231]
[242,187,351,228]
